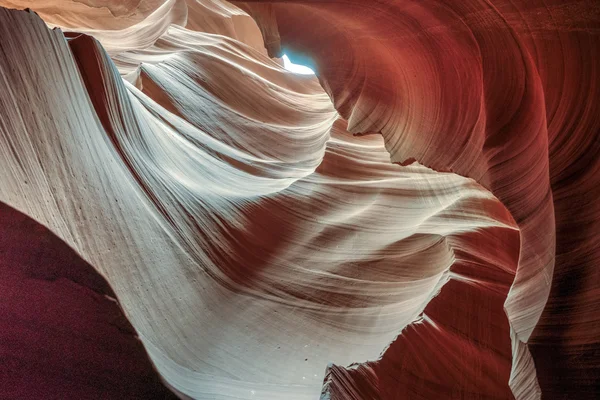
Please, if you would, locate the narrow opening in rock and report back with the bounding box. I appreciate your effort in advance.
[282,53,315,75]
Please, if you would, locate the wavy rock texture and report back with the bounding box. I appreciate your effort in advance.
[0,1,598,399]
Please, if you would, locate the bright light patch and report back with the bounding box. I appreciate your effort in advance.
[282,54,315,75]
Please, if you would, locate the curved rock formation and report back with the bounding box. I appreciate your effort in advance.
[0,1,598,399]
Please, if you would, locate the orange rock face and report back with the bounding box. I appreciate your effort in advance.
[0,1,598,399]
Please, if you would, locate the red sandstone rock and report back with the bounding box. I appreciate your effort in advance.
[0,1,598,399]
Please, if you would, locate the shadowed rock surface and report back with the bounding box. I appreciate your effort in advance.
[0,1,598,399]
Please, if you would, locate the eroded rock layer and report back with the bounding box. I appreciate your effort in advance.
[0,1,598,399]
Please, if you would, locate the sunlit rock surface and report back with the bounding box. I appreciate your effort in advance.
[0,1,598,399]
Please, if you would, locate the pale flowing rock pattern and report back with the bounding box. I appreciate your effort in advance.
[0,1,598,400]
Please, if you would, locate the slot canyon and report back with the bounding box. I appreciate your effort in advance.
[0,1,598,399]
